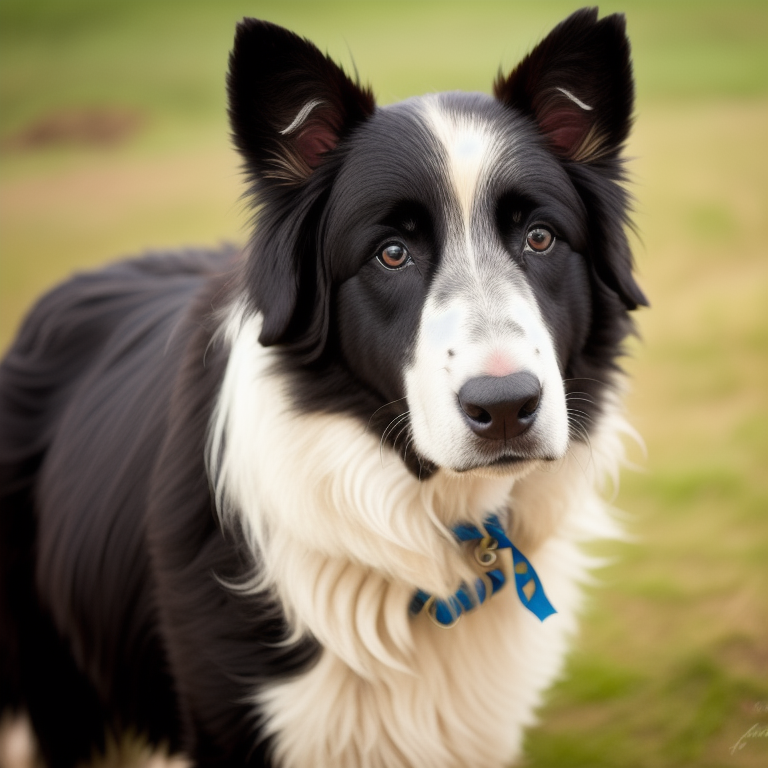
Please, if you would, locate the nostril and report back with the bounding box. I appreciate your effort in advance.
[519,391,541,418]
[461,402,491,424]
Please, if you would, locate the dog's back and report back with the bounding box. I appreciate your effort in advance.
[0,249,230,762]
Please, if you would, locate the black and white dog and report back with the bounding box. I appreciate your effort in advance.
[0,8,646,767]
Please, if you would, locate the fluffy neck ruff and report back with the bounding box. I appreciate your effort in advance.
[207,310,629,666]
[205,311,633,767]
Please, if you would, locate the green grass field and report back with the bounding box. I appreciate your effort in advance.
[1,1,766,766]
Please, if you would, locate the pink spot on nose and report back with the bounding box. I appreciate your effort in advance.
[485,350,517,378]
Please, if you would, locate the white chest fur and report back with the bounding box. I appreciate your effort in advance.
[208,315,629,768]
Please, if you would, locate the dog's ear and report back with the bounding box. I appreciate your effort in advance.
[228,18,375,185]
[496,8,647,310]
[494,8,633,164]
[227,19,375,350]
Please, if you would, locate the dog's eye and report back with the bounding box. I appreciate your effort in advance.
[525,227,555,253]
[377,243,411,270]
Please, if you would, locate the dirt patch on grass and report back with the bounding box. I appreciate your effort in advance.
[2,108,146,151]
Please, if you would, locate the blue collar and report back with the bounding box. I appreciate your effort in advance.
[409,515,556,627]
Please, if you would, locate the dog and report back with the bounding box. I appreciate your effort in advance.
[0,8,646,767]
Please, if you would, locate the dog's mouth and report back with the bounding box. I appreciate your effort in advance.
[400,448,540,479]
[484,453,533,468]
[451,449,556,475]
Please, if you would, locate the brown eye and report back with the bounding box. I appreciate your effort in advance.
[378,243,411,270]
[526,227,554,253]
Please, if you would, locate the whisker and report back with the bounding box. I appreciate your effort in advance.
[566,440,590,477]
[567,416,593,450]
[565,391,595,404]
[568,413,586,432]
[566,416,595,476]
[367,397,409,431]
[381,413,409,443]
[403,434,416,463]
[379,411,411,466]
[391,419,411,451]
[563,377,605,387]
[565,395,595,405]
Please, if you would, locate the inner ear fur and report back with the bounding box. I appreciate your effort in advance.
[494,7,634,163]
[228,18,375,185]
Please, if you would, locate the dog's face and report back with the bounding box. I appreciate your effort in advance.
[228,9,646,478]
[328,96,587,474]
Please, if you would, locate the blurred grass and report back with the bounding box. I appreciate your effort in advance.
[1,1,766,766]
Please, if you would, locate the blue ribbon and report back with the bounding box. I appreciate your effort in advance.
[410,514,556,626]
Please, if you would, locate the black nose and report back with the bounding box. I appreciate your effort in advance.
[458,372,542,440]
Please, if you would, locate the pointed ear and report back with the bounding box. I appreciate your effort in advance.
[227,18,375,184]
[228,20,374,350]
[494,8,633,163]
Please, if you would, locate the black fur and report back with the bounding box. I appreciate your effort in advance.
[0,250,319,764]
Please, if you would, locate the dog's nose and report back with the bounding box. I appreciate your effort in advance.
[458,372,541,440]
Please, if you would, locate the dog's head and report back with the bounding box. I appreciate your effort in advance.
[227,8,646,479]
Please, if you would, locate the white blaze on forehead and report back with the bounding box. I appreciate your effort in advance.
[402,100,571,472]
[422,98,499,227]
